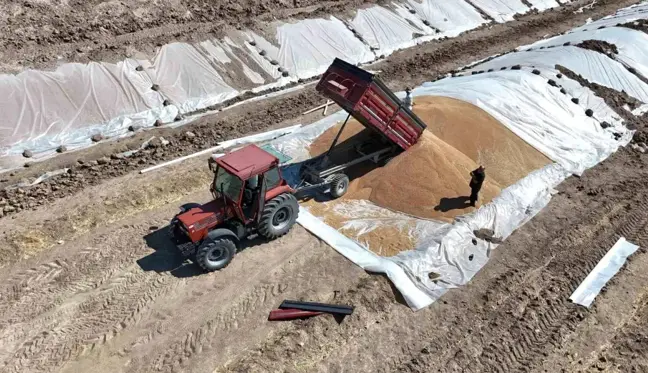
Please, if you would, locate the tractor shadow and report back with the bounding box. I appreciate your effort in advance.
[137,225,268,278]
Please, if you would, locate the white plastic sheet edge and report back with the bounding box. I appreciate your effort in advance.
[297,208,435,310]
[570,237,640,308]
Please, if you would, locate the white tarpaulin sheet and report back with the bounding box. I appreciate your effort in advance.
[0,36,285,170]
[519,27,648,79]
[0,59,166,156]
[200,36,281,87]
[466,46,648,104]
[144,43,240,114]
[469,0,530,22]
[0,0,572,171]
[406,0,488,36]
[419,71,631,174]
[526,0,561,11]
[570,237,640,307]
[262,62,630,308]
[275,17,375,80]
[350,5,429,56]
[571,2,648,32]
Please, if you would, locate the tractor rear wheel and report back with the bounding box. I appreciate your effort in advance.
[329,174,349,199]
[258,194,299,240]
[195,238,237,272]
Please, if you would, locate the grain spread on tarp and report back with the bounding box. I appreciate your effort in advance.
[305,95,552,253]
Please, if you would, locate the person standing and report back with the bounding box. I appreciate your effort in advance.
[469,166,486,207]
[403,88,413,110]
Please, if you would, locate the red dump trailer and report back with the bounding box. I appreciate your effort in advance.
[294,58,427,199]
[316,58,426,150]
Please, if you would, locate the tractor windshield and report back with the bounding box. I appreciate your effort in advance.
[214,166,243,202]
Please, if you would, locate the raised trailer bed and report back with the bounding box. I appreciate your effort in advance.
[294,58,428,199]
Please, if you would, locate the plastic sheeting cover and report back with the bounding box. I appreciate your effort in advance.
[146,43,239,114]
[570,2,648,32]
[570,237,640,307]
[469,0,529,23]
[350,5,427,56]
[419,71,629,174]
[276,17,375,80]
[297,209,436,310]
[0,31,298,170]
[525,0,560,11]
[519,27,648,79]
[0,0,572,170]
[0,59,163,156]
[466,46,648,104]
[266,64,630,308]
[406,0,488,36]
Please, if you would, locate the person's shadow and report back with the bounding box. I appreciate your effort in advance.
[434,196,471,212]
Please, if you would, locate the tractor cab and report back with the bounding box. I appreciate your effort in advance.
[171,144,299,272]
[207,144,292,224]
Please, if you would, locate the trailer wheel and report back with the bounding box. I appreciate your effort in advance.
[258,194,299,240]
[329,174,350,199]
[195,238,236,272]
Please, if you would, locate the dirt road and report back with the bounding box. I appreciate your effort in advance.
[2,1,648,372]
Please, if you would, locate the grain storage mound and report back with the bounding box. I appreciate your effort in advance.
[344,130,502,221]
[309,120,366,157]
[413,96,551,187]
[307,95,551,222]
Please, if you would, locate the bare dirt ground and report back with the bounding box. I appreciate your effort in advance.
[2,1,648,372]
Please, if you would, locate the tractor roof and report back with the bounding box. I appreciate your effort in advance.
[215,144,279,180]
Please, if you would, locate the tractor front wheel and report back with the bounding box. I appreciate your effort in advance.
[258,194,299,240]
[195,238,237,272]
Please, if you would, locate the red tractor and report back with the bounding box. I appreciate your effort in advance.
[168,58,427,272]
[169,144,300,271]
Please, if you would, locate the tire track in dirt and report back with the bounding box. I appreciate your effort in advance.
[219,273,400,373]
[480,201,624,308]
[0,235,152,354]
[530,223,648,373]
[4,269,176,373]
[398,199,648,373]
[52,225,356,373]
[0,219,175,371]
[591,291,648,371]
[215,198,622,372]
[137,234,346,373]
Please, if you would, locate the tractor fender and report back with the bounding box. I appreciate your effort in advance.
[206,228,240,244]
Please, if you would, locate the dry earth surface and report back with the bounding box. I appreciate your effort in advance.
[2,0,648,372]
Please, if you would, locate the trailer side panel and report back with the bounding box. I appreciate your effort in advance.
[316,58,427,150]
